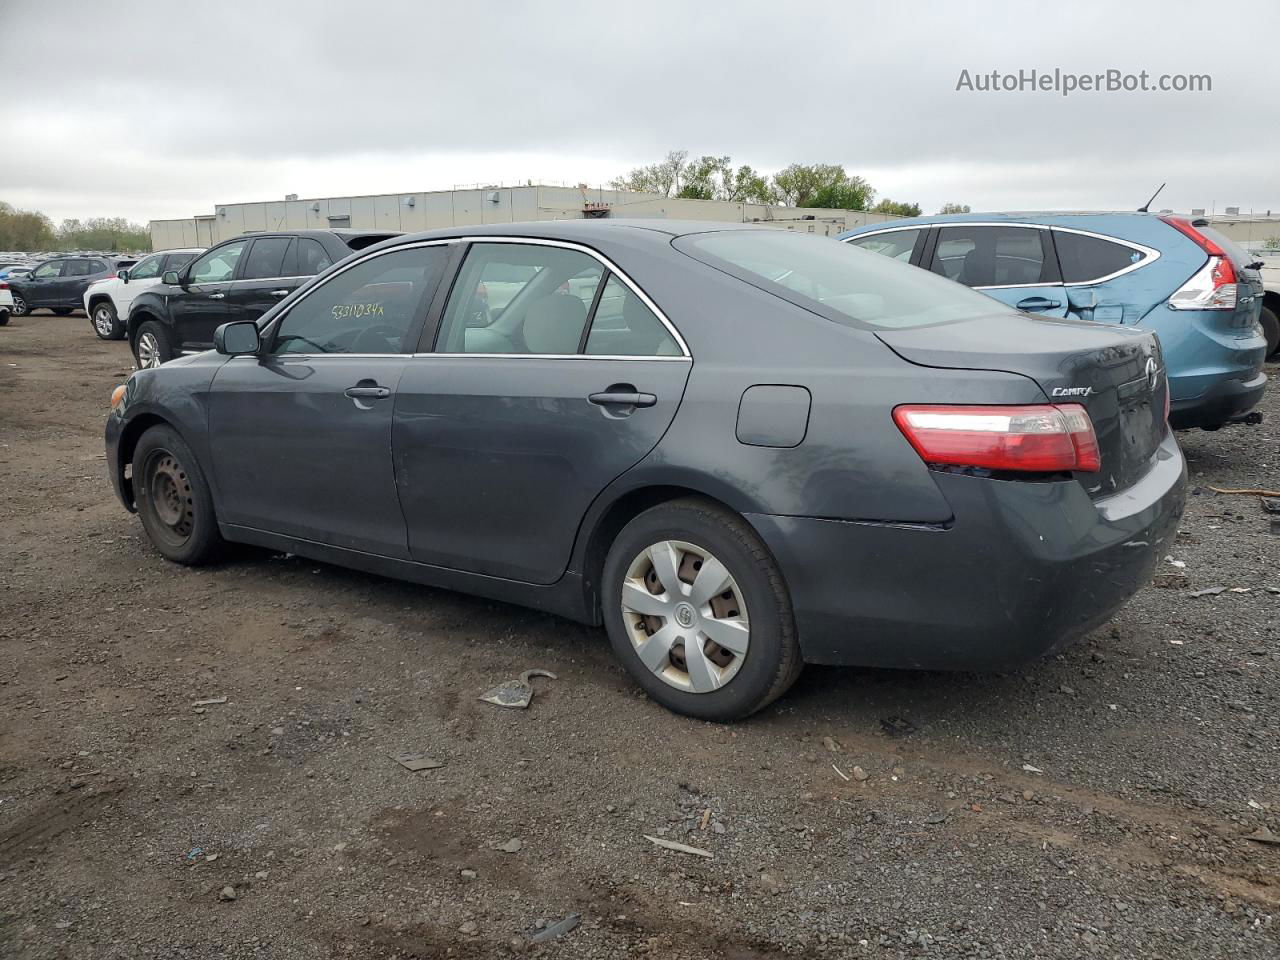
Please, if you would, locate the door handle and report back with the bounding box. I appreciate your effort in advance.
[1017,296,1060,311]
[270,289,289,298]
[344,385,391,399]
[208,292,226,300]
[589,390,657,408]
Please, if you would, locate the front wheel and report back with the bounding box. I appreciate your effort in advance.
[91,301,124,340]
[0,310,9,327]
[1260,304,1279,360]
[11,295,27,317]
[601,498,802,721]
[133,425,224,565]
[134,320,172,368]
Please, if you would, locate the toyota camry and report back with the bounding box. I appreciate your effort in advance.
[105,221,1186,720]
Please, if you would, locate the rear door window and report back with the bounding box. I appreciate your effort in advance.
[436,243,604,354]
[62,259,94,277]
[584,275,681,356]
[1052,230,1147,283]
[928,225,1051,287]
[845,228,921,263]
[241,237,292,280]
[296,238,334,276]
[163,251,199,272]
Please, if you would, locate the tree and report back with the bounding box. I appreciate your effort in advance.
[939,202,971,214]
[609,150,689,197]
[56,216,150,252]
[675,156,778,204]
[872,199,922,217]
[0,201,56,251]
[772,164,873,210]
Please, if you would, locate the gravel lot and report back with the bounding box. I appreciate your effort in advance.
[1,312,1278,959]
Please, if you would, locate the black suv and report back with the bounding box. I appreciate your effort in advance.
[127,229,398,367]
[9,256,124,317]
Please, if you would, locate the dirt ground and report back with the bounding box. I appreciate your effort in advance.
[1,311,1278,960]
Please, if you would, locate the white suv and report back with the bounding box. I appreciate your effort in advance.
[84,248,202,340]
[0,282,13,325]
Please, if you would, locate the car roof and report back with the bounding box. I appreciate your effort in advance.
[839,211,1171,237]
[377,218,789,249]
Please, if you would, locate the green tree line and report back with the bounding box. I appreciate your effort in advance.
[610,151,966,218]
[0,201,151,253]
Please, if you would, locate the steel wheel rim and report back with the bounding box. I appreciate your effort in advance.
[12,295,25,316]
[145,451,194,541]
[137,332,161,368]
[93,306,114,336]
[620,539,750,693]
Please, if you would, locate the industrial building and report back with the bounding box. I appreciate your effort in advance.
[148,184,902,250]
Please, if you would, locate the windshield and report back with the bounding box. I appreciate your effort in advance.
[675,229,1002,330]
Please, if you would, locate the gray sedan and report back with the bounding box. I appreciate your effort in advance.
[105,221,1185,720]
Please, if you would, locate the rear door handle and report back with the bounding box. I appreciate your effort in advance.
[270,289,289,298]
[208,292,226,300]
[589,391,657,407]
[344,385,391,399]
[1017,296,1060,311]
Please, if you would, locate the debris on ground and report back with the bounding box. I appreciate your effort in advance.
[390,752,444,773]
[528,913,581,944]
[192,697,227,707]
[1022,764,1044,774]
[822,735,842,753]
[1245,826,1280,846]
[1207,485,1280,497]
[852,765,869,781]
[218,886,237,902]
[832,763,850,781]
[643,835,713,858]
[1261,497,1280,514]
[494,837,523,853]
[880,716,916,738]
[478,668,557,709]
[1189,587,1227,597]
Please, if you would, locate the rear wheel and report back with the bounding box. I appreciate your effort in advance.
[134,320,172,368]
[602,498,802,721]
[1259,304,1279,360]
[11,295,27,317]
[133,425,224,565]
[91,301,124,340]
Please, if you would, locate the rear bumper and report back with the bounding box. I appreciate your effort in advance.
[1169,369,1266,429]
[747,430,1186,670]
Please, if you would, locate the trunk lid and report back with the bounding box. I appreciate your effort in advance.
[877,312,1167,498]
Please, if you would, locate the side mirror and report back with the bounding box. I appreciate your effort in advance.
[162,270,180,286]
[118,269,130,284]
[214,321,261,356]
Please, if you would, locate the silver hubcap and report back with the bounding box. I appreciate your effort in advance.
[137,332,161,368]
[621,540,750,693]
[12,296,25,315]
[94,307,114,336]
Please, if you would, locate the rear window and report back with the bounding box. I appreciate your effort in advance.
[676,229,1000,330]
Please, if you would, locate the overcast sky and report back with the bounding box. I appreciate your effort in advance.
[7,0,1279,226]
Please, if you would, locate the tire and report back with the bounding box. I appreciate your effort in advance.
[1260,304,1279,360]
[90,301,124,340]
[134,320,172,368]
[11,295,27,317]
[0,310,9,326]
[133,425,224,565]
[601,497,802,721]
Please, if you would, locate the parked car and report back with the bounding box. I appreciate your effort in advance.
[7,255,125,318]
[1252,249,1280,359]
[840,213,1268,429]
[0,280,13,325]
[105,221,1185,720]
[0,265,33,280]
[126,229,399,367]
[84,248,203,340]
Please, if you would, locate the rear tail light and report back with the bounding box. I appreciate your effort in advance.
[0,282,7,290]
[894,404,1101,474]
[1161,215,1238,310]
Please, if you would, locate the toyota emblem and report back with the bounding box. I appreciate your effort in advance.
[1145,357,1158,391]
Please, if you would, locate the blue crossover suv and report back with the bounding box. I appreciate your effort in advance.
[840,213,1268,429]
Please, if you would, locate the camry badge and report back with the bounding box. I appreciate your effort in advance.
[1051,386,1093,397]
[1145,357,1159,391]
